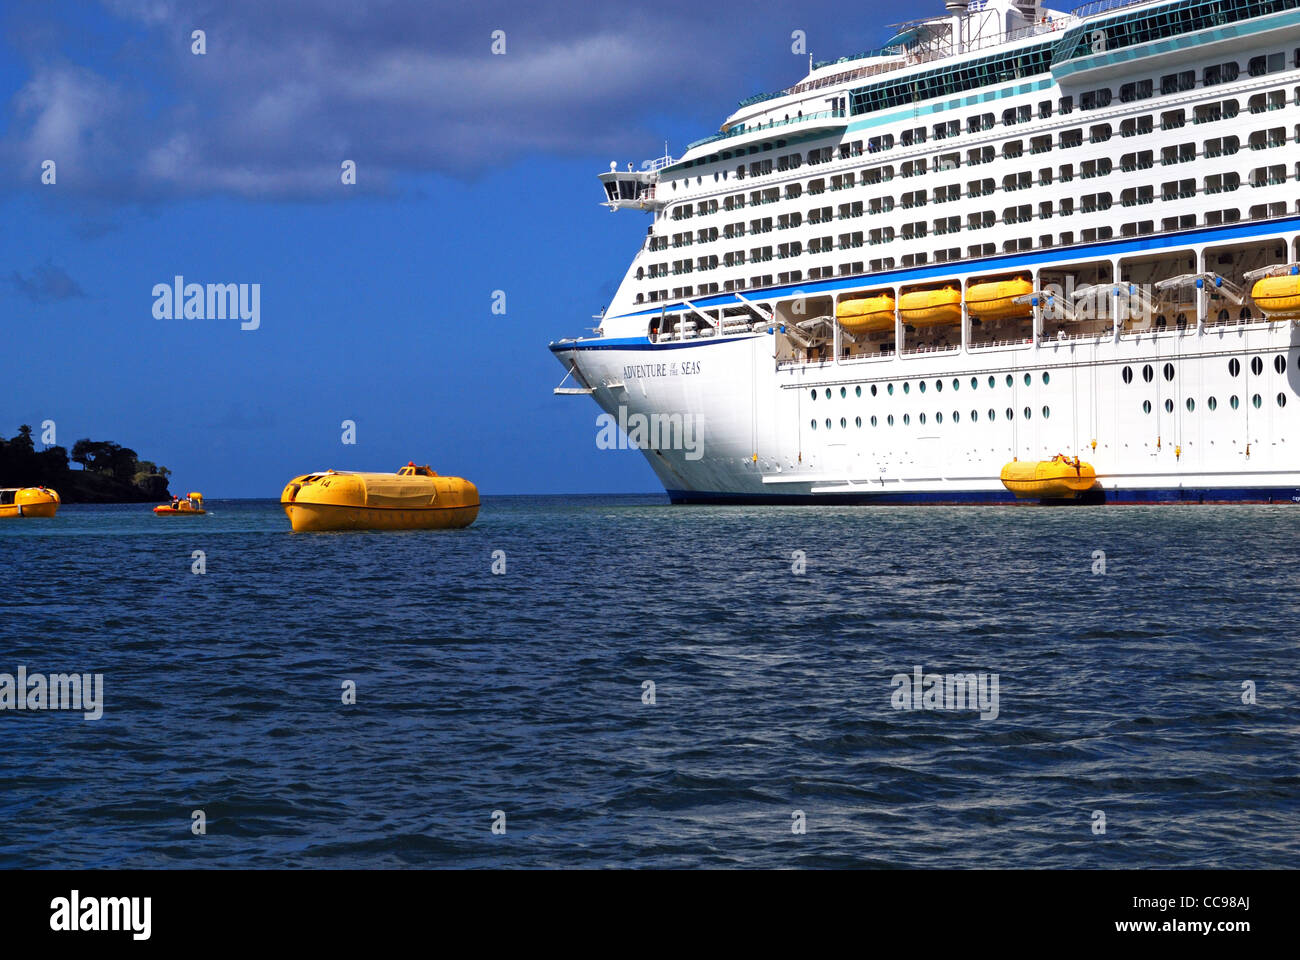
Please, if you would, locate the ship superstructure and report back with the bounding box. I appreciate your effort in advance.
[554,0,1300,502]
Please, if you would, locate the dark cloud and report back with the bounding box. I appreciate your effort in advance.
[0,0,872,200]
[8,263,87,303]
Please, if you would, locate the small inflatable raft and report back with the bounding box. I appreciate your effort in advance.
[281,463,479,532]
[154,492,206,515]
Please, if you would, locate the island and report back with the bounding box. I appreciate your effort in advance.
[0,425,172,503]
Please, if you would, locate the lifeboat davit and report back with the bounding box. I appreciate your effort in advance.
[0,486,60,518]
[900,286,962,327]
[154,492,206,515]
[836,294,895,334]
[1000,455,1099,500]
[1251,273,1300,319]
[281,462,479,532]
[967,276,1034,320]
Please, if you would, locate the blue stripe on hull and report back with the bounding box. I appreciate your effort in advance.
[665,487,1300,505]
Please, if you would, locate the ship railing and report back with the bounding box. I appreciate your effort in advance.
[899,343,959,356]
[970,337,1034,350]
[688,109,847,150]
[1069,0,1162,22]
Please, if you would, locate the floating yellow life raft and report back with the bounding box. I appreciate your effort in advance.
[835,294,896,335]
[281,462,479,532]
[0,486,60,518]
[1000,455,1099,500]
[900,286,962,327]
[1251,274,1300,319]
[966,276,1034,320]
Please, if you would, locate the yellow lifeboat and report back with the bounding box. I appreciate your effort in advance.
[0,486,60,518]
[1251,273,1300,319]
[966,276,1034,320]
[899,286,962,327]
[1000,455,1099,500]
[836,294,895,335]
[154,492,206,515]
[281,462,480,532]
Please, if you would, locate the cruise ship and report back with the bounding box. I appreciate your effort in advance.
[551,0,1300,503]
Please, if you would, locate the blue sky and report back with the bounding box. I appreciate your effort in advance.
[0,0,891,496]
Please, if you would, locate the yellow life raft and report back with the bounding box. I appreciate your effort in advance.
[966,276,1034,320]
[281,462,480,532]
[835,294,896,335]
[1000,455,1099,500]
[900,286,962,327]
[0,486,60,518]
[1251,274,1300,319]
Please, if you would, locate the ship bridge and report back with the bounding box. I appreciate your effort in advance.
[599,156,673,211]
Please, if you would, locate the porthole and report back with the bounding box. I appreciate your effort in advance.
[935,379,943,392]
[1042,405,1050,418]
[871,415,878,426]
[1164,398,1174,413]
[1230,395,1240,409]
[953,411,960,423]
[1279,393,1288,408]
[1186,397,1195,412]
[1228,358,1240,377]
[971,410,979,422]
[1275,355,1287,374]
[1208,396,1218,411]
[855,385,862,397]
[838,417,845,428]
[1163,362,1174,381]
[811,419,817,429]
[887,414,894,426]
[903,413,911,425]
[988,409,996,421]
[1251,356,1263,376]
[1023,372,1031,386]
[1122,366,1133,384]
[919,412,927,424]
[871,384,878,396]
[1005,407,1013,420]
[971,377,978,389]
[1042,372,1050,385]
[1024,406,1032,419]
[936,411,944,424]
[919,381,927,394]
[1252,393,1262,408]
[988,376,995,388]
[840,387,847,399]
[1005,374,1013,387]
[1142,364,1154,382]
[953,378,960,391]
[904,382,911,394]
[1142,400,1152,414]
[810,389,818,400]
[825,388,832,399]
[826,418,832,428]
[855,416,863,427]
[888,383,895,395]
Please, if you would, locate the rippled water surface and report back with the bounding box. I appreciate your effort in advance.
[1,497,1297,868]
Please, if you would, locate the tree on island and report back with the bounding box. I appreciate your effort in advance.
[1,426,171,502]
